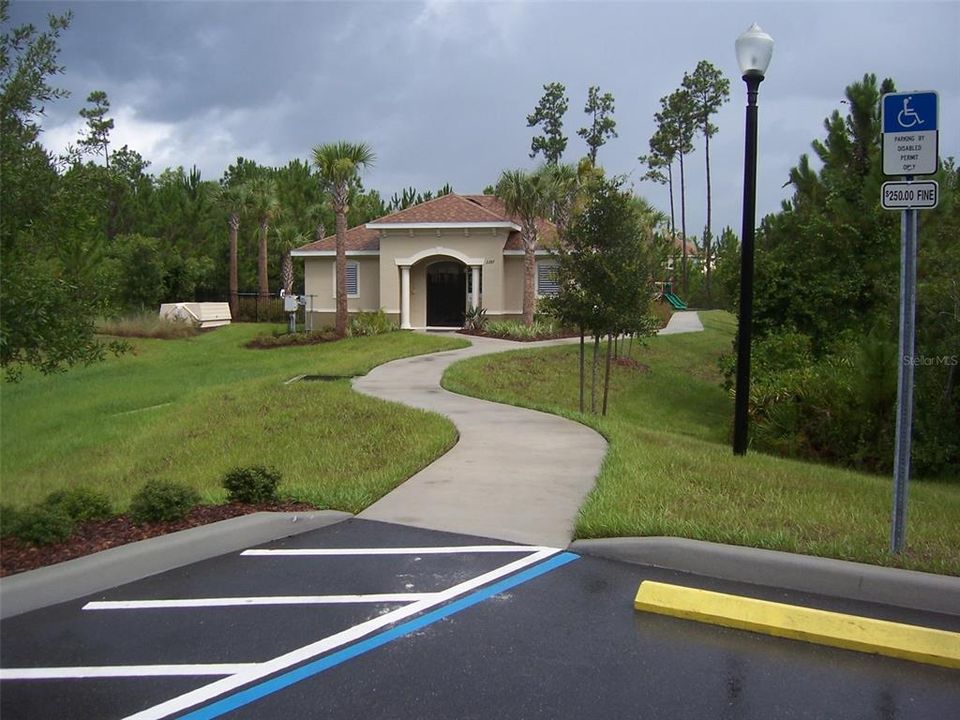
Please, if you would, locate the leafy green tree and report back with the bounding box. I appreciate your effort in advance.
[0,2,124,379]
[312,141,376,337]
[0,0,70,249]
[546,177,656,414]
[682,60,730,299]
[712,225,740,310]
[577,86,617,165]
[495,167,553,326]
[741,73,959,477]
[110,234,167,310]
[527,82,568,165]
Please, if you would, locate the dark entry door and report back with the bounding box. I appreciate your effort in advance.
[426,262,466,327]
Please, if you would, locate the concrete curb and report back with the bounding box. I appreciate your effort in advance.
[0,510,351,619]
[571,536,960,617]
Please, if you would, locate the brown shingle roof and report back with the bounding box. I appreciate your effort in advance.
[371,193,510,224]
[293,193,557,254]
[294,224,379,253]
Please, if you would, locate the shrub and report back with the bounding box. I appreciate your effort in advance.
[0,505,23,537]
[44,487,113,522]
[222,466,281,504]
[11,506,74,545]
[483,319,566,341]
[129,480,200,524]
[350,309,396,337]
[463,306,488,332]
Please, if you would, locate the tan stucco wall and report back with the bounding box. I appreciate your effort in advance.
[302,256,380,312]
[300,231,553,327]
[378,229,510,325]
[502,256,524,315]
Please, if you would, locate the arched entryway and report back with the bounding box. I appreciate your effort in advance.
[426,261,467,327]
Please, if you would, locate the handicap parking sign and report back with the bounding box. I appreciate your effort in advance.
[882,91,939,176]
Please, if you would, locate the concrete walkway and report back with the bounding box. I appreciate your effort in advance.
[355,335,607,547]
[356,311,703,547]
[658,309,704,334]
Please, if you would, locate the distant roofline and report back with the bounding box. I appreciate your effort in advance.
[366,221,520,231]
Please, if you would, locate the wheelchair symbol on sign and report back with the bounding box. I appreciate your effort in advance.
[898,97,924,129]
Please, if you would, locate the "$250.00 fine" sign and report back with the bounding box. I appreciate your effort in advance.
[881,180,939,210]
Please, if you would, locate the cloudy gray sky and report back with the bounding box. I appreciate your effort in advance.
[10,0,960,237]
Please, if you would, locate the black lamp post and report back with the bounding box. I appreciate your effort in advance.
[733,23,774,456]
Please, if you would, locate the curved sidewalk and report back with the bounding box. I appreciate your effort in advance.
[355,335,608,547]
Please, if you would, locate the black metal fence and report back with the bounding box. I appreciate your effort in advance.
[196,293,319,326]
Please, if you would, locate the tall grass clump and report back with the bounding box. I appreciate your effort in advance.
[98,312,199,340]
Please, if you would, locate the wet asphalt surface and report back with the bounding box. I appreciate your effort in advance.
[2,519,958,719]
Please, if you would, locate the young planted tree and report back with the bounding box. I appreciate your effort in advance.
[577,86,617,165]
[547,177,657,415]
[495,167,553,326]
[682,60,730,299]
[654,89,696,295]
[527,82,569,165]
[311,141,375,337]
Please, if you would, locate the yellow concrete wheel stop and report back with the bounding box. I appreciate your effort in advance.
[634,581,960,669]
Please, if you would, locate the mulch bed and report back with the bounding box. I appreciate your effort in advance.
[245,331,339,349]
[613,357,650,372]
[458,329,580,342]
[0,500,317,577]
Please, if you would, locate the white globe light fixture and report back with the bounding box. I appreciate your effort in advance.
[735,23,774,77]
[732,23,774,456]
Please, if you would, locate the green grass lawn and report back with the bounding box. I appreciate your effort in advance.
[443,311,960,575]
[2,326,468,513]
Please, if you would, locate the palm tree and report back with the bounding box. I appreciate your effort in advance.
[272,219,307,296]
[218,183,249,317]
[246,176,280,300]
[542,162,581,244]
[311,141,375,337]
[495,167,553,326]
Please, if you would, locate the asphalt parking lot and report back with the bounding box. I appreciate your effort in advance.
[2,519,958,719]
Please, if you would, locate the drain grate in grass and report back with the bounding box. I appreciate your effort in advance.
[284,374,358,384]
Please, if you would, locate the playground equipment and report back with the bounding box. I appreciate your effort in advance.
[663,292,688,310]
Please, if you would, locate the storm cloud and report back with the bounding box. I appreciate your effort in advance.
[10,0,959,236]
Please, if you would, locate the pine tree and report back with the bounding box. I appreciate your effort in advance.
[527,82,569,165]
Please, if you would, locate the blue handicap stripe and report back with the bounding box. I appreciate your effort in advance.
[178,551,580,719]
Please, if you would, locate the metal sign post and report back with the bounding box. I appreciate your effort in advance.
[891,203,917,554]
[881,91,938,555]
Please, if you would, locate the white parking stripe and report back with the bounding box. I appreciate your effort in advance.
[241,545,553,556]
[0,664,259,680]
[83,593,437,610]
[123,547,560,720]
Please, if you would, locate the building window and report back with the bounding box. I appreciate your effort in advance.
[332,261,359,298]
[536,261,559,297]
